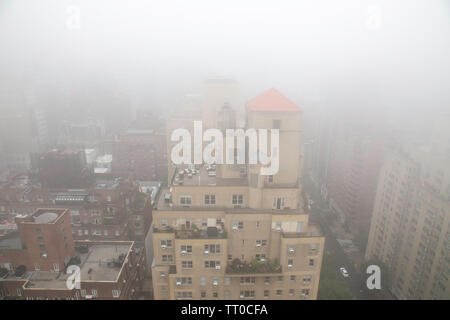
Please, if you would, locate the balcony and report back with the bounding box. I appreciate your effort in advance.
[153,226,227,239]
[226,258,282,274]
[153,226,174,233]
[175,227,227,239]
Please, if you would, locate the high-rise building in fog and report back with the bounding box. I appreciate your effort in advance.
[149,85,324,300]
[365,115,450,299]
[326,123,384,234]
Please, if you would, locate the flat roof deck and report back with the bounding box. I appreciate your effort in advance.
[172,165,247,187]
[78,244,131,282]
[3,242,133,289]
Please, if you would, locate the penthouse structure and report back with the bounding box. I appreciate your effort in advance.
[149,84,324,300]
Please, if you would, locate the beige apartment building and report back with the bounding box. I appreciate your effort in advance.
[365,144,450,300]
[149,83,324,300]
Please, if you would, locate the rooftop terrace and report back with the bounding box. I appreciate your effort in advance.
[171,165,247,187]
[1,242,133,289]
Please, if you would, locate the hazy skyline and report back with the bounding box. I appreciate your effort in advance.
[0,0,449,119]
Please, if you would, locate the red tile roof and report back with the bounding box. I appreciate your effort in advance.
[247,88,301,112]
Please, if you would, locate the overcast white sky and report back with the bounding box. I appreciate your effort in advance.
[0,0,449,118]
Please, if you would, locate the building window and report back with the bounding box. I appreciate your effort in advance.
[224,290,230,298]
[204,244,220,254]
[309,259,315,266]
[288,259,293,268]
[160,239,172,248]
[273,197,285,210]
[264,290,269,297]
[276,290,282,296]
[201,291,206,298]
[162,255,173,262]
[204,194,216,205]
[53,264,59,272]
[268,175,274,183]
[81,289,86,297]
[212,292,218,298]
[303,275,312,284]
[240,277,256,284]
[181,261,193,269]
[297,221,303,233]
[290,275,296,281]
[256,240,267,247]
[240,290,255,298]
[92,289,98,297]
[176,277,192,285]
[180,195,192,206]
[176,291,192,299]
[112,290,120,298]
[181,245,192,254]
[225,277,231,285]
[289,289,295,296]
[204,261,221,269]
[232,221,244,230]
[232,194,243,205]
[200,277,206,286]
